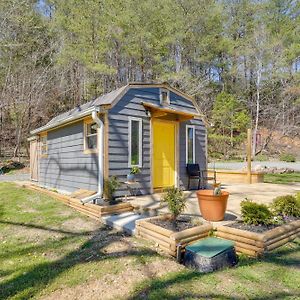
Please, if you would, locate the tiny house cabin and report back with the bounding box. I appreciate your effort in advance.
[29,83,207,198]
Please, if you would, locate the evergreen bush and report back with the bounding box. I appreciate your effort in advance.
[241,200,273,225]
[271,195,300,217]
[280,153,296,162]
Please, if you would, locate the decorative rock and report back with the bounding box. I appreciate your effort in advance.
[184,237,238,273]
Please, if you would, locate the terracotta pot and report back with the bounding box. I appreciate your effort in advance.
[196,190,229,221]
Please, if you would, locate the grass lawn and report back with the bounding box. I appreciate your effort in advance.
[0,182,299,300]
[264,172,300,184]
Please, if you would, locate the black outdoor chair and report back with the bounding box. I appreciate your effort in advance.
[186,164,217,190]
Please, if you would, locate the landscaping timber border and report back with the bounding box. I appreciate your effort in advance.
[216,220,300,257]
[136,215,213,257]
[208,169,264,184]
[23,183,133,218]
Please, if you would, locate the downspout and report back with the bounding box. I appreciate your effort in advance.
[81,109,104,204]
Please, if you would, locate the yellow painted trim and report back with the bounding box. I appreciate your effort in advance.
[39,132,48,157]
[83,118,98,154]
[142,102,198,119]
[83,149,98,154]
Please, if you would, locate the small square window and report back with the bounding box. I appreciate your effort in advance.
[84,121,98,151]
[160,88,170,106]
[40,134,47,156]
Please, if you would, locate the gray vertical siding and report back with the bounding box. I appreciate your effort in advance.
[37,86,206,196]
[108,89,152,197]
[108,87,206,195]
[39,120,99,192]
[179,118,207,189]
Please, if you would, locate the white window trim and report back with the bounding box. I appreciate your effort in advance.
[159,88,170,105]
[186,125,195,164]
[128,117,143,167]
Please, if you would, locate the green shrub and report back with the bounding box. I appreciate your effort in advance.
[280,153,296,162]
[255,154,269,161]
[161,187,186,220]
[103,176,120,201]
[241,200,273,225]
[271,195,300,217]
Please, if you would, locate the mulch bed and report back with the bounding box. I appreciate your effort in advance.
[149,216,198,232]
[228,216,299,233]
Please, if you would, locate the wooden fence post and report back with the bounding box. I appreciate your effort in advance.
[247,128,252,184]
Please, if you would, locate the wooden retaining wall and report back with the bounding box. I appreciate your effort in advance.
[208,169,264,184]
[136,215,213,256]
[216,220,300,257]
[23,183,133,219]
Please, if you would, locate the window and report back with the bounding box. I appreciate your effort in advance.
[129,117,142,167]
[160,88,170,106]
[40,133,47,156]
[84,121,98,152]
[186,125,195,164]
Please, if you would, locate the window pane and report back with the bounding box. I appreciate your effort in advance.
[187,127,194,163]
[41,136,47,154]
[87,123,97,135]
[131,120,140,165]
[87,135,97,149]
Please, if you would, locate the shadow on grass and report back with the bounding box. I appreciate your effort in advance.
[0,220,96,236]
[128,239,300,300]
[0,224,157,300]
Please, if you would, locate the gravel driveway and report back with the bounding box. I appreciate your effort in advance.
[0,173,30,182]
[208,161,300,171]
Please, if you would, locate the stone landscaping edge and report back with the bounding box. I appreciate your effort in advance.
[216,220,300,257]
[136,214,213,257]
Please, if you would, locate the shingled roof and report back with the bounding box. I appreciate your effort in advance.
[31,83,200,135]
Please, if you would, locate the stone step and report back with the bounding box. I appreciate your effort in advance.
[102,212,148,235]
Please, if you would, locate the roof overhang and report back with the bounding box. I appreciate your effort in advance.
[30,106,101,135]
[142,102,200,122]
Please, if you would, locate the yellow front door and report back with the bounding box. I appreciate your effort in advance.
[153,120,176,188]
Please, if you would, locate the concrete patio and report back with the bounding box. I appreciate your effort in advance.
[127,182,300,224]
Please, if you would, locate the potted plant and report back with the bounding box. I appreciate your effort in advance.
[196,183,229,221]
[127,166,140,182]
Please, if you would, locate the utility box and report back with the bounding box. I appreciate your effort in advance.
[184,237,238,273]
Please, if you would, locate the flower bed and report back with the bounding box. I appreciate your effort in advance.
[136,214,213,257]
[216,220,300,257]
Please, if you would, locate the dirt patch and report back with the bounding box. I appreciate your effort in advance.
[41,258,183,300]
[150,216,200,232]
[13,227,64,243]
[61,217,100,232]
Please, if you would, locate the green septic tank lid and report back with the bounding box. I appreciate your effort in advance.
[185,237,235,258]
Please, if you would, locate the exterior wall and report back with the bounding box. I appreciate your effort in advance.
[179,118,207,189]
[37,86,206,196]
[108,89,152,197]
[108,87,207,196]
[38,120,98,193]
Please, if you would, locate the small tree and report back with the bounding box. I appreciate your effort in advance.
[103,176,120,201]
[161,187,186,221]
[210,92,250,158]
